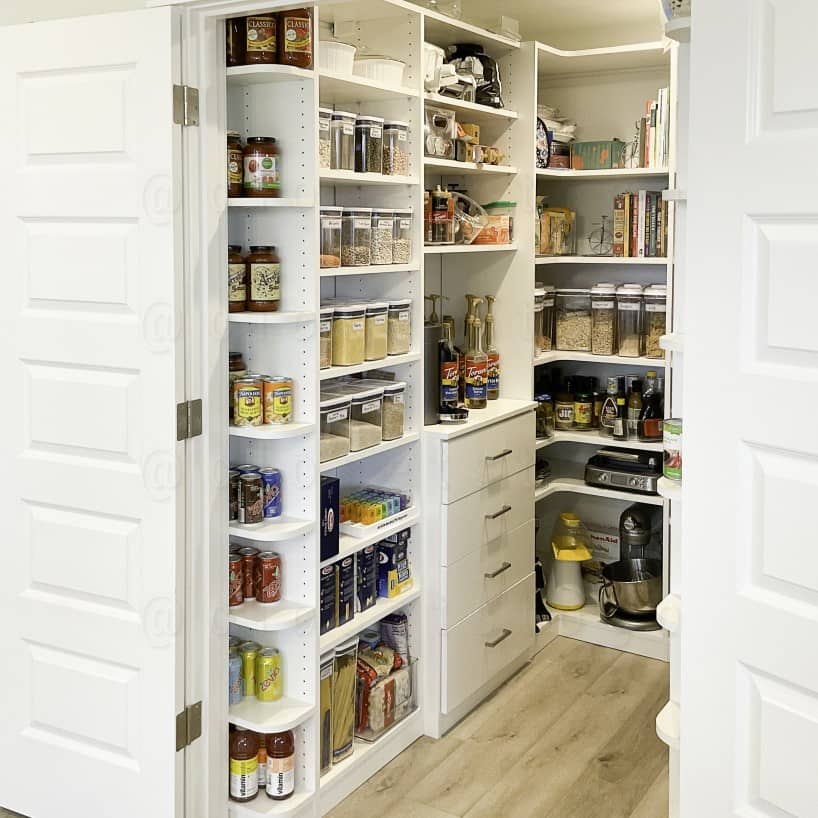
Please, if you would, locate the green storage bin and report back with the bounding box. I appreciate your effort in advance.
[570,139,626,171]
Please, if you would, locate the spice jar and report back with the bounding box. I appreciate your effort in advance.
[591,283,617,356]
[243,137,280,198]
[277,8,312,69]
[320,206,342,268]
[392,209,413,264]
[318,107,332,169]
[319,306,333,370]
[246,245,281,312]
[555,392,575,430]
[370,210,394,265]
[382,381,406,441]
[643,284,667,359]
[320,395,351,462]
[331,304,366,365]
[341,208,372,267]
[616,284,643,357]
[228,245,246,313]
[349,386,383,451]
[227,131,244,197]
[331,111,356,171]
[387,299,411,355]
[555,289,592,352]
[226,17,246,67]
[535,394,554,439]
[355,115,384,174]
[364,302,388,361]
[245,14,277,65]
[383,120,410,176]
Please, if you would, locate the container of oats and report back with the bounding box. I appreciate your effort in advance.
[381,381,406,440]
[387,299,412,355]
[590,283,617,356]
[555,288,592,352]
[643,284,667,359]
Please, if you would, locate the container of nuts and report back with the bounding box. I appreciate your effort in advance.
[392,208,413,264]
[341,207,372,266]
[590,283,617,355]
[370,209,394,265]
[643,284,667,358]
[383,120,409,176]
[355,115,384,174]
[555,288,592,352]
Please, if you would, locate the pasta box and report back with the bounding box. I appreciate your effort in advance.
[570,139,626,171]
[320,476,340,562]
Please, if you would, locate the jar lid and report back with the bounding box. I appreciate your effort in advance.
[228,244,243,252]
[366,301,388,313]
[331,110,356,119]
[343,207,373,215]
[535,393,552,401]
[247,136,276,144]
[249,245,276,252]
[644,285,667,297]
[556,288,591,295]
[616,284,643,295]
[356,115,385,124]
[333,303,366,316]
[534,287,546,297]
[320,305,334,316]
[318,106,334,116]
[388,298,412,309]
[383,381,406,394]
[320,394,351,411]
[372,209,394,218]
[350,386,384,402]
[229,351,244,360]
[227,130,241,138]
[591,283,617,295]
[384,120,409,128]
[393,208,413,216]
[320,205,343,214]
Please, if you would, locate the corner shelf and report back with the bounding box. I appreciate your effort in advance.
[424,92,518,121]
[535,459,664,506]
[229,422,316,441]
[424,157,518,176]
[228,599,315,632]
[229,790,315,818]
[656,700,680,749]
[229,311,315,325]
[656,594,681,633]
[424,243,517,255]
[229,517,314,543]
[536,430,663,452]
[660,333,685,353]
[228,697,316,733]
[665,17,691,43]
[657,477,682,502]
[534,350,665,368]
[226,64,313,86]
[536,167,668,180]
[535,255,668,266]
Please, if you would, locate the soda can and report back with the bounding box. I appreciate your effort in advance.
[229,555,244,607]
[228,635,241,652]
[255,647,283,702]
[238,546,259,600]
[255,551,282,604]
[234,464,260,474]
[239,641,261,698]
[229,654,243,705]
[229,470,241,521]
[239,473,263,525]
[259,468,282,519]
[229,541,242,555]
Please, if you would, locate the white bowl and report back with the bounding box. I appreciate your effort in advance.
[319,41,357,75]
[352,57,406,88]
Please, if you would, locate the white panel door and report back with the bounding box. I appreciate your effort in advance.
[0,8,186,818]
[683,2,818,816]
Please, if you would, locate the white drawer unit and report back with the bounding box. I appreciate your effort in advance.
[441,466,534,565]
[442,574,535,713]
[443,519,535,628]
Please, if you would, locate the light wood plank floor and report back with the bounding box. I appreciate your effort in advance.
[328,637,669,818]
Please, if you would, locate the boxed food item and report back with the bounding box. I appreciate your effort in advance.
[581,524,621,605]
[357,545,378,611]
[570,139,626,171]
[473,201,515,245]
[380,612,410,664]
[320,563,338,635]
[319,654,334,774]
[338,555,355,626]
[378,530,412,598]
[320,476,340,562]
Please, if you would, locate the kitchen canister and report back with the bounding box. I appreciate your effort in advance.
[663,418,682,480]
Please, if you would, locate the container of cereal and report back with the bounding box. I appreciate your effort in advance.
[320,306,334,370]
[382,381,406,440]
[364,302,388,361]
[616,284,644,357]
[392,209,413,264]
[341,208,372,267]
[663,418,683,481]
[355,115,384,174]
[590,283,617,355]
[320,395,351,462]
[643,284,667,359]
[370,210,394,265]
[387,298,412,355]
[555,288,592,352]
[331,304,366,366]
[318,107,333,169]
[320,206,342,268]
[330,111,356,171]
[383,121,410,176]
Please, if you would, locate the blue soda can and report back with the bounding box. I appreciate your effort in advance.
[228,653,242,705]
[260,468,282,519]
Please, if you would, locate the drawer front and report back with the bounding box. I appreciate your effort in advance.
[443,518,534,628]
[442,411,535,503]
[442,574,534,713]
[442,466,534,565]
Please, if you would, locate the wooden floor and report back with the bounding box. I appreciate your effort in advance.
[328,637,669,818]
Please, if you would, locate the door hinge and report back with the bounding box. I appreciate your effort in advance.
[173,84,199,126]
[176,399,203,441]
[176,701,202,751]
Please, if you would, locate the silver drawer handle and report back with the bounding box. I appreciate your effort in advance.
[485,628,513,648]
[486,449,513,462]
[485,504,512,521]
[484,561,512,579]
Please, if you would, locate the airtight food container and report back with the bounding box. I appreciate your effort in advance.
[320,395,351,462]
[331,304,366,366]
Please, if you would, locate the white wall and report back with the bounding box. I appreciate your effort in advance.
[0,0,144,26]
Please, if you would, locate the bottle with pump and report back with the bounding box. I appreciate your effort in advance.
[484,295,500,400]
[461,294,481,403]
[465,297,488,409]
[439,320,468,423]
[424,293,445,325]
[600,376,619,436]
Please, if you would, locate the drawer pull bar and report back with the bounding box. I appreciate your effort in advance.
[484,561,512,579]
[485,628,513,648]
[486,449,513,462]
[485,505,512,520]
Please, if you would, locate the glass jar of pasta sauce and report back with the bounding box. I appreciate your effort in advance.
[245,14,277,65]
[227,131,244,198]
[277,8,312,69]
[246,246,281,312]
[243,137,280,198]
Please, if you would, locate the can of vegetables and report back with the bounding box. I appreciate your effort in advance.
[663,418,683,481]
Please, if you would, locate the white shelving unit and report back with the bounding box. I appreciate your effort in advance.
[535,255,668,266]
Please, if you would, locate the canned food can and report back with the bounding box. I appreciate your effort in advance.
[238,546,259,599]
[234,464,261,474]
[229,541,242,554]
[228,635,241,651]
[229,654,243,705]
[229,555,244,607]
[255,647,283,702]
[239,641,261,697]
[239,473,263,524]
[263,376,294,425]
[233,377,263,427]
[229,470,241,521]
[663,418,683,481]
[255,551,282,604]
[259,468,282,519]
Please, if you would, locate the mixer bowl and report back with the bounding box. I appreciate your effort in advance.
[599,558,663,617]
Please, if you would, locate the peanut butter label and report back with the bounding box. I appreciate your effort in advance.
[250,263,280,302]
[282,16,311,53]
[246,16,276,53]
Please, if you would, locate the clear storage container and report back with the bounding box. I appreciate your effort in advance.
[320,306,334,370]
[350,386,383,451]
[591,283,617,356]
[364,301,388,360]
[540,284,555,352]
[616,284,644,357]
[330,110,356,171]
[320,395,351,462]
[331,303,366,365]
[555,288,592,352]
[370,210,394,265]
[383,120,410,176]
[318,107,332,169]
[341,207,372,267]
[320,206,342,268]
[387,298,412,355]
[643,284,667,359]
[534,288,545,356]
[382,381,406,440]
[392,209,413,264]
[355,115,384,174]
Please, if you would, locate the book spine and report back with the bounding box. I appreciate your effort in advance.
[623,193,631,257]
[649,192,657,257]
[637,190,646,258]
[630,194,639,257]
[613,193,625,257]
[656,89,665,167]
[649,103,657,168]
[658,198,664,258]
[639,118,647,168]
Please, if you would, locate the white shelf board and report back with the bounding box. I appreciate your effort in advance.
[656,700,680,749]
[318,69,418,103]
[660,333,685,353]
[320,585,421,654]
[665,16,691,43]
[535,255,668,266]
[424,399,535,439]
[325,507,421,568]
[536,430,663,452]
[319,169,419,187]
[229,422,316,441]
[229,517,314,543]
[227,198,313,209]
[536,167,668,180]
[226,64,314,86]
[229,311,315,325]
[320,263,420,278]
[424,93,518,121]
[420,6,520,53]
[229,599,315,632]
[424,243,517,255]
[229,696,316,733]
[424,157,518,176]
[656,594,681,634]
[320,432,419,473]
[537,40,669,78]
[658,477,682,502]
[663,189,687,202]
[320,351,421,380]
[534,350,665,368]
[229,789,315,818]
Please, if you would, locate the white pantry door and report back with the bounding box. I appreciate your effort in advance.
[683,1,818,817]
[0,8,187,818]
